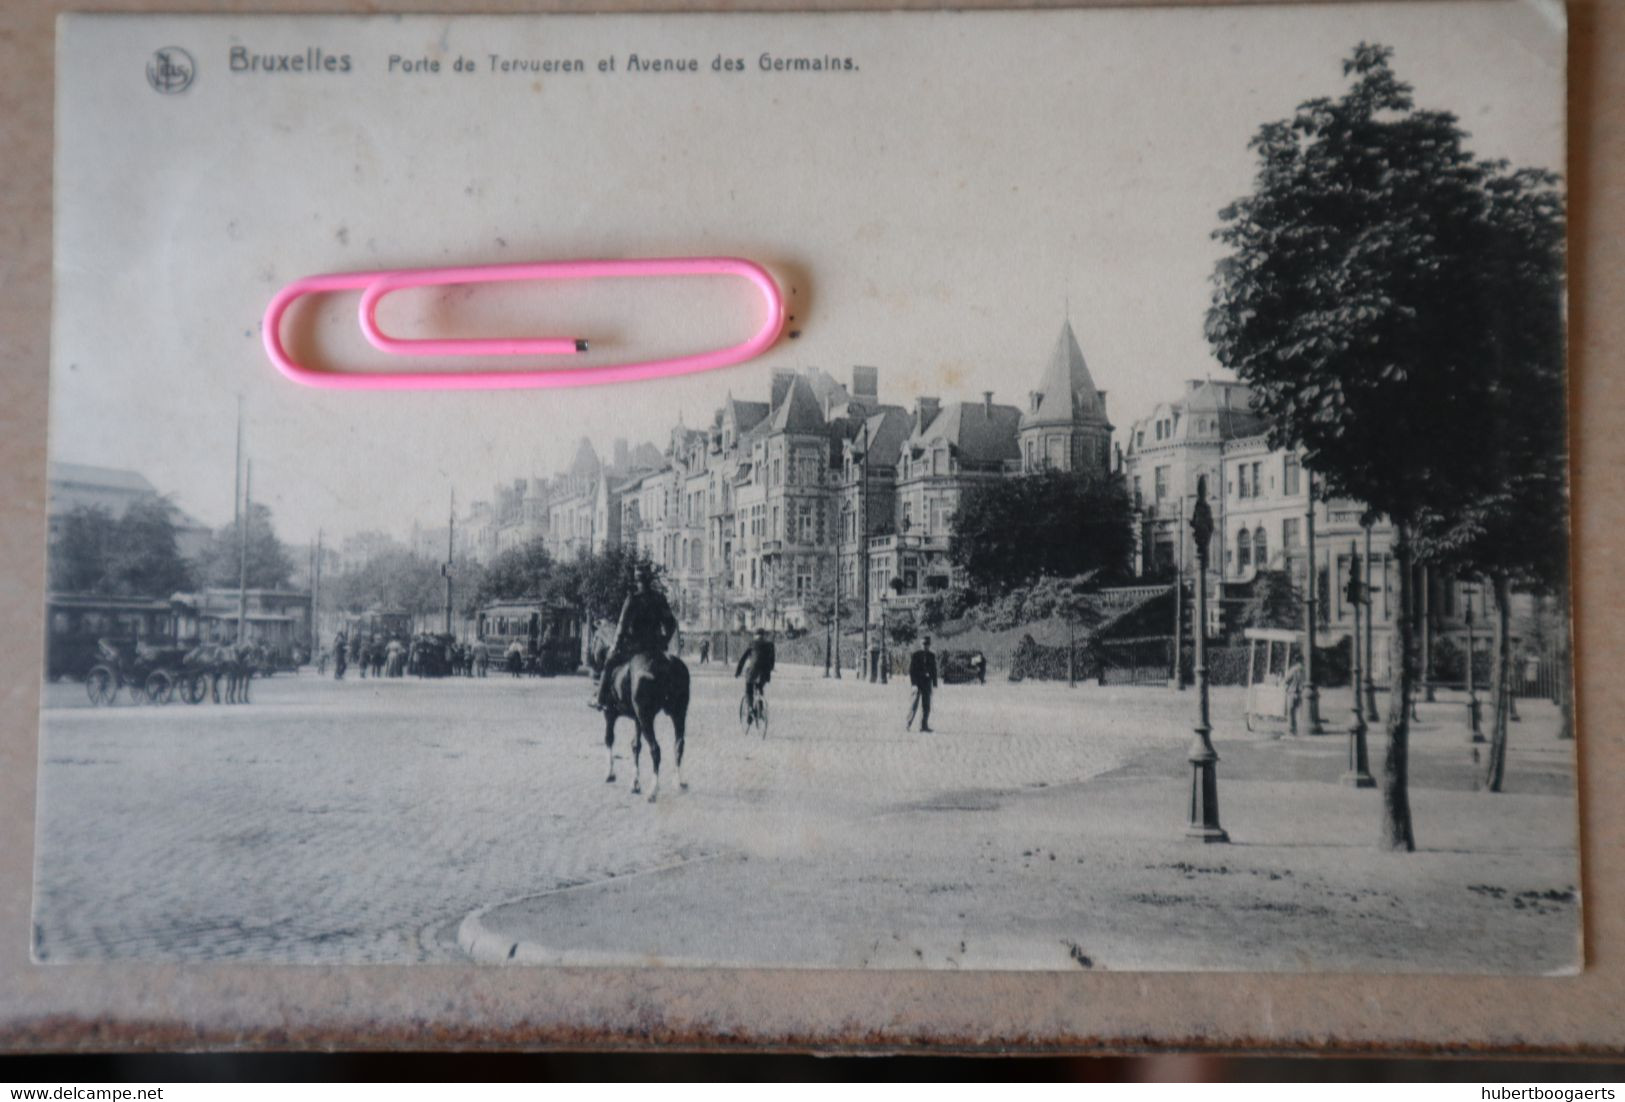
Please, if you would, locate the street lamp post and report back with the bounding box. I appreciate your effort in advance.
[1303,469,1324,733]
[1185,477,1228,844]
[1464,585,1483,742]
[1362,521,1380,719]
[879,592,890,685]
[1343,541,1375,788]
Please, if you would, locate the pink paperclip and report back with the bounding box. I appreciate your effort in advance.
[262,257,786,391]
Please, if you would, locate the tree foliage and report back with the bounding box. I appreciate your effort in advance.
[1237,569,1304,635]
[1206,44,1565,847]
[326,546,443,621]
[197,502,296,590]
[49,500,195,597]
[549,545,662,622]
[470,538,555,609]
[950,469,1134,596]
[1207,43,1562,531]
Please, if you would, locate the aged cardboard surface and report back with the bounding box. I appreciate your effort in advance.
[1,0,1621,1054]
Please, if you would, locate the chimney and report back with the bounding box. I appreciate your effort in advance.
[915,396,941,430]
[1097,389,1108,418]
[852,365,879,399]
[770,369,794,411]
[982,391,994,416]
[613,438,630,471]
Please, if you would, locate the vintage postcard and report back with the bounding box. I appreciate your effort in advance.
[38,4,1575,972]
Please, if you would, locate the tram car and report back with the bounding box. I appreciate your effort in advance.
[474,600,584,676]
[45,592,180,681]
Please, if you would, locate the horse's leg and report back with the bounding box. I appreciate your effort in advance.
[640,708,662,804]
[673,706,688,792]
[630,719,643,796]
[604,713,617,783]
[210,671,221,704]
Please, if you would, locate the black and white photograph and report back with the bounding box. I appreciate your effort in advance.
[35,4,1575,975]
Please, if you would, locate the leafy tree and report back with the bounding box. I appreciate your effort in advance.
[1207,44,1564,848]
[1410,168,1567,788]
[950,469,1134,597]
[470,538,555,608]
[1237,570,1304,637]
[197,502,295,590]
[326,547,443,625]
[49,500,195,596]
[549,545,661,624]
[50,506,116,593]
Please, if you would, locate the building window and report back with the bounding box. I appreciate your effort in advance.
[795,563,814,598]
[1253,526,1268,569]
[1282,517,1300,555]
[798,502,815,543]
[1237,529,1252,570]
[1237,464,1251,499]
[1132,476,1143,510]
[1283,453,1301,497]
[929,498,946,535]
[1154,466,1169,503]
[1026,440,1036,469]
[772,505,781,538]
[796,450,821,486]
[1251,462,1263,499]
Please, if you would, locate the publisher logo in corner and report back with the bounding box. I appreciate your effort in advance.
[147,47,196,94]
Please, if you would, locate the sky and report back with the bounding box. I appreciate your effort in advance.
[49,3,1564,548]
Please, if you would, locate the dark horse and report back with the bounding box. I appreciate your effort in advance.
[594,643,691,803]
[187,641,263,704]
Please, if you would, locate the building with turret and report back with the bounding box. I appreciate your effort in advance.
[1018,319,1114,477]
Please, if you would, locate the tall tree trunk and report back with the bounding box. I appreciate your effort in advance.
[1483,573,1513,791]
[1380,526,1417,851]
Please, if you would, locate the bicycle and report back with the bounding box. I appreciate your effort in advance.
[738,684,769,738]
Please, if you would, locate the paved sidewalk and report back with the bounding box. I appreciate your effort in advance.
[463,697,1581,973]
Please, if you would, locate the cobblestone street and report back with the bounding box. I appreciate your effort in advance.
[32,664,1580,970]
[33,664,1178,963]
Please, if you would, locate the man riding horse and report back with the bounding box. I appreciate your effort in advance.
[593,562,677,712]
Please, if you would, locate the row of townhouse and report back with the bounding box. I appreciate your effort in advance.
[611,319,1116,634]
[442,316,1532,681]
[1121,381,1514,680]
[447,317,1116,636]
[455,437,665,565]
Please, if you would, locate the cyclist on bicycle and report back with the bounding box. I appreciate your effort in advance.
[735,627,775,716]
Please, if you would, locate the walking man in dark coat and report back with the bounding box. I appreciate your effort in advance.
[907,634,939,732]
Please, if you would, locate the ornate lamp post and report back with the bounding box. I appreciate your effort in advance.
[1185,477,1229,844]
[1464,584,1483,742]
[1343,541,1375,788]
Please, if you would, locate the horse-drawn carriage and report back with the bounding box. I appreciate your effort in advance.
[83,638,264,706]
